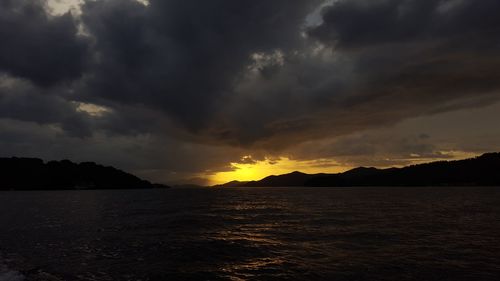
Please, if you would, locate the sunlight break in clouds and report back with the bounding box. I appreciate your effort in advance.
[209,157,349,185]
[46,0,84,15]
[74,102,112,117]
[46,0,149,16]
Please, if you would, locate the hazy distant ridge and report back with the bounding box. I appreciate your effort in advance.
[0,158,169,190]
[216,153,500,187]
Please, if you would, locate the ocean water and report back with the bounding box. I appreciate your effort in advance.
[0,187,499,281]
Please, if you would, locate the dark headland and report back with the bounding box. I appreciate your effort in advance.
[216,153,500,187]
[0,158,170,190]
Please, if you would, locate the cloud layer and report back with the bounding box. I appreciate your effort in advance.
[1,0,500,183]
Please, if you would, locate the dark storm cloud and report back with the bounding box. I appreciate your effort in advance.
[75,0,500,148]
[285,0,500,144]
[0,76,93,137]
[1,0,500,183]
[6,0,498,146]
[0,0,89,87]
[307,0,500,106]
[79,0,322,131]
[309,0,500,49]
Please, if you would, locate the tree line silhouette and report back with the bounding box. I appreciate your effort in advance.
[0,158,169,190]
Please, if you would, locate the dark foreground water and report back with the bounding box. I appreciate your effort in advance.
[0,187,499,281]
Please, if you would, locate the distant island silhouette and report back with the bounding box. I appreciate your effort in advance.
[215,153,500,187]
[0,158,170,190]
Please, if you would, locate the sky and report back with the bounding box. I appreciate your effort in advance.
[1,0,500,185]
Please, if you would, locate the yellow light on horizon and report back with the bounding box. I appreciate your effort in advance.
[207,150,480,186]
[209,157,350,185]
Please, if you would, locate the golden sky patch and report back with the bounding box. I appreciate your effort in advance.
[207,150,480,186]
[209,157,350,185]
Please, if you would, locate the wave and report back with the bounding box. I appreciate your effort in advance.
[0,254,24,281]
[0,267,24,281]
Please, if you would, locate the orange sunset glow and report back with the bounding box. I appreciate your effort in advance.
[209,156,351,185]
[208,150,479,185]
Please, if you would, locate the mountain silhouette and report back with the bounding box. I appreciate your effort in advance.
[215,153,500,187]
[0,157,170,190]
[233,171,322,187]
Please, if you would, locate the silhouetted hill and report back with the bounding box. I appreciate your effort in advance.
[217,153,500,187]
[214,180,250,188]
[213,172,321,188]
[244,171,322,187]
[0,157,170,190]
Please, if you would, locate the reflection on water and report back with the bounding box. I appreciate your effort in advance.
[0,187,500,280]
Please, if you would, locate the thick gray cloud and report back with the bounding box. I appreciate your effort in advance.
[309,0,500,49]
[1,0,500,183]
[0,76,94,137]
[0,0,89,87]
[79,0,322,131]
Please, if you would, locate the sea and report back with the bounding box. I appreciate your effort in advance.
[0,187,499,281]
